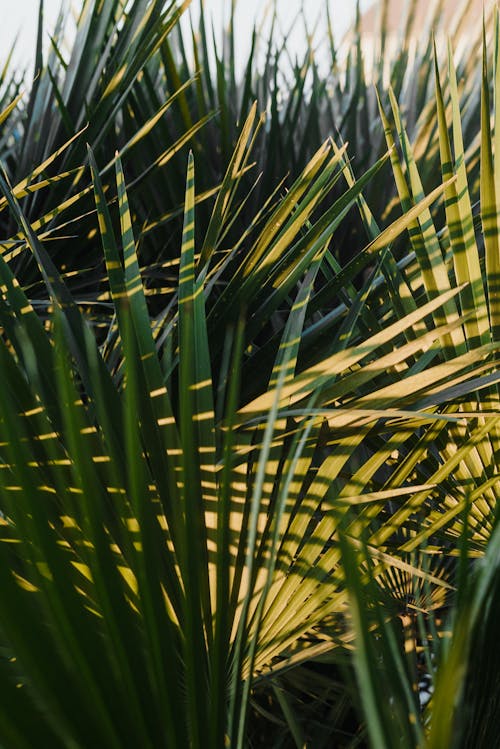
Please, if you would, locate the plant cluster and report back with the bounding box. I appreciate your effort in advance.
[0,1,499,747]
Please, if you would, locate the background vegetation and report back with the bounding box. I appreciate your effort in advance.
[0,0,498,746]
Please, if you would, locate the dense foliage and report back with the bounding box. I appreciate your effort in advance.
[0,0,498,746]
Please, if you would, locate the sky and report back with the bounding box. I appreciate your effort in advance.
[0,0,371,70]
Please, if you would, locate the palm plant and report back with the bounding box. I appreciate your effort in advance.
[0,0,490,296]
[0,0,499,747]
